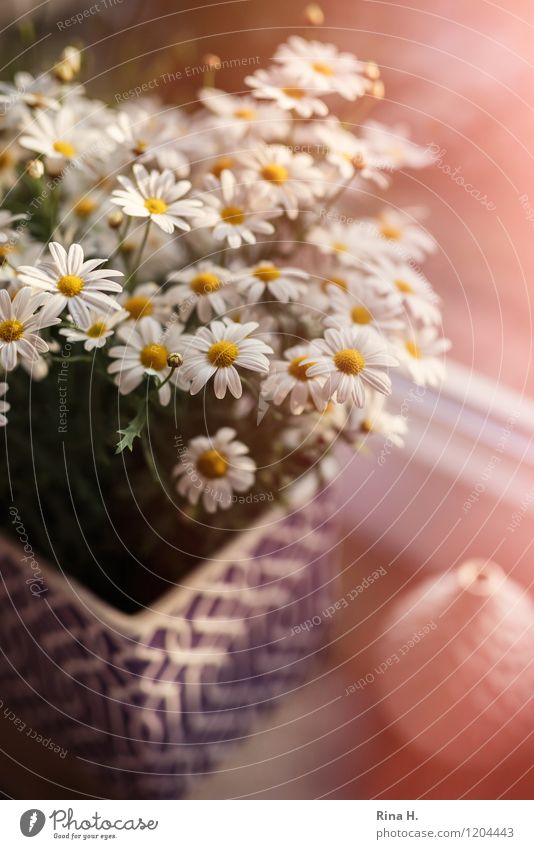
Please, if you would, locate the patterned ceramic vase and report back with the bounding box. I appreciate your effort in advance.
[374,558,534,768]
[0,478,338,798]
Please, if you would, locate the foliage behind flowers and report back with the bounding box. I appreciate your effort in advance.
[0,40,450,608]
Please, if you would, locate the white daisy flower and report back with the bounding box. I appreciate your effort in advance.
[236,260,309,304]
[174,427,256,513]
[346,390,406,447]
[0,71,61,125]
[393,325,451,387]
[316,118,389,186]
[18,241,123,326]
[0,236,42,296]
[362,120,434,170]
[201,169,279,249]
[0,210,28,241]
[261,343,326,414]
[118,281,171,324]
[0,382,9,426]
[180,317,273,399]
[107,106,190,176]
[325,279,404,335]
[167,261,231,322]
[0,212,28,270]
[0,136,21,189]
[240,143,324,220]
[110,163,204,234]
[370,259,441,325]
[199,88,289,141]
[373,208,436,261]
[61,188,107,224]
[274,36,370,100]
[19,103,107,169]
[0,286,62,371]
[245,66,329,117]
[60,307,128,351]
[307,220,386,267]
[305,325,398,407]
[108,316,185,405]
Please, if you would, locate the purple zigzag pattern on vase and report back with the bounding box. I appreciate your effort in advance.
[0,492,337,798]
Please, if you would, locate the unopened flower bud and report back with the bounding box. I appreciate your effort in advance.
[371,80,385,99]
[304,3,324,25]
[107,210,124,229]
[202,53,221,69]
[364,61,380,81]
[120,240,135,256]
[167,352,184,369]
[26,158,44,179]
[54,46,82,82]
[54,61,74,83]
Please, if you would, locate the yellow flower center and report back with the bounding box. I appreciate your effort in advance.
[405,340,422,359]
[361,419,374,433]
[261,163,289,183]
[27,93,49,109]
[288,355,316,381]
[312,61,334,76]
[207,339,240,368]
[220,205,245,225]
[211,156,234,177]
[53,140,76,157]
[0,318,24,342]
[334,347,366,375]
[351,305,373,325]
[57,274,84,297]
[282,87,305,99]
[0,150,14,169]
[332,241,348,253]
[74,197,97,217]
[190,272,221,295]
[133,139,148,155]
[144,197,168,215]
[253,264,281,283]
[140,343,169,371]
[120,240,135,256]
[395,279,414,295]
[87,321,108,338]
[0,244,16,260]
[196,448,229,479]
[323,275,348,293]
[233,108,256,121]
[124,295,154,320]
[352,153,367,171]
[380,223,402,240]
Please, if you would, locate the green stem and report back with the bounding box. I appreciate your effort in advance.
[155,367,178,395]
[108,215,133,264]
[125,219,151,292]
[50,354,93,365]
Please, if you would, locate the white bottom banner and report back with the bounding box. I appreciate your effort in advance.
[1,800,534,847]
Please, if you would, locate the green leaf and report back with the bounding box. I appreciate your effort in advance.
[115,405,148,453]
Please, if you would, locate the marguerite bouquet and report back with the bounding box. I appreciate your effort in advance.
[0,40,449,608]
